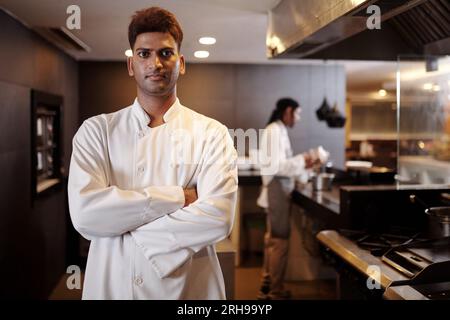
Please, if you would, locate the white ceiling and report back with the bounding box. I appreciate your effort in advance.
[0,0,423,93]
[0,0,282,63]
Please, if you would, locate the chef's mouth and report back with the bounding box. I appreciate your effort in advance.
[145,74,166,80]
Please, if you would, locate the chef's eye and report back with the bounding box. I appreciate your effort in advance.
[137,51,150,58]
[160,49,174,58]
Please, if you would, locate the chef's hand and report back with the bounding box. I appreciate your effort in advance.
[183,187,198,207]
[304,146,330,169]
[303,153,315,169]
[303,153,321,169]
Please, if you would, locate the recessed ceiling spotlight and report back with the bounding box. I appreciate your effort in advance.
[125,49,133,57]
[194,50,210,58]
[199,37,216,45]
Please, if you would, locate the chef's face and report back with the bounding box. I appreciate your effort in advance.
[127,32,185,97]
[293,107,301,123]
[284,106,301,127]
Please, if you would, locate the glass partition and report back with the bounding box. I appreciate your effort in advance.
[397,55,450,185]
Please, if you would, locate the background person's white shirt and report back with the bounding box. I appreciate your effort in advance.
[68,98,238,299]
[257,120,306,208]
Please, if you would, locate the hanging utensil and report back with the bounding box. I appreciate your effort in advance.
[325,103,346,128]
[316,97,331,121]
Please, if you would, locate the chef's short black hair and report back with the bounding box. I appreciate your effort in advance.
[267,98,299,125]
[128,7,183,51]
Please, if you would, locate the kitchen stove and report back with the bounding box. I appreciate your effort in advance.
[318,187,450,299]
[337,229,450,299]
[382,237,450,279]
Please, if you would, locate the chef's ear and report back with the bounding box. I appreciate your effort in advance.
[179,54,186,75]
[127,56,134,77]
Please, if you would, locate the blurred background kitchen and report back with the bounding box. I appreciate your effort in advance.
[0,0,449,300]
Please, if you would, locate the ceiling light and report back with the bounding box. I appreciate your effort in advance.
[266,35,285,54]
[125,49,133,57]
[351,0,366,5]
[199,37,216,45]
[378,89,387,97]
[423,83,433,90]
[433,85,440,92]
[194,51,209,59]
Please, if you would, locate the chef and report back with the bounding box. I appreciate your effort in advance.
[257,98,328,299]
[68,7,238,299]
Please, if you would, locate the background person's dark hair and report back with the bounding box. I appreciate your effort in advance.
[128,7,183,51]
[267,98,299,125]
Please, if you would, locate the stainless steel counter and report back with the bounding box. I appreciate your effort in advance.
[294,183,340,214]
[291,183,341,229]
[383,285,428,300]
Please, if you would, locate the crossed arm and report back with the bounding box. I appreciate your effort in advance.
[68,119,238,277]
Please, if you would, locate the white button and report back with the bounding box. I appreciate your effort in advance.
[134,277,143,286]
[137,167,145,174]
[138,131,145,138]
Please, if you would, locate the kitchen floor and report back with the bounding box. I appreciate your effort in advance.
[235,253,336,300]
[49,254,336,300]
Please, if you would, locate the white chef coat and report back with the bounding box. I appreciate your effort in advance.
[256,120,306,208]
[68,97,238,300]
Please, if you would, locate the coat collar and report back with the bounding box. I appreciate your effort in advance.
[132,97,182,127]
[275,120,288,134]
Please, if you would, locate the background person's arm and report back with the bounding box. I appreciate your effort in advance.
[130,125,238,278]
[68,119,185,240]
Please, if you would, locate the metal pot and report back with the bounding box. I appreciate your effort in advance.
[425,206,450,238]
[311,173,335,191]
[410,195,450,238]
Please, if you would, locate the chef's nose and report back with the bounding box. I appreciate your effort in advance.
[148,53,163,69]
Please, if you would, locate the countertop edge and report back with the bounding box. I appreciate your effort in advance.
[316,230,409,289]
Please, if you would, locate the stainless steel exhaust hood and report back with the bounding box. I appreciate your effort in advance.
[266,0,450,60]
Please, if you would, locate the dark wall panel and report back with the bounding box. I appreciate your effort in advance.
[79,61,135,122]
[0,10,78,299]
[178,64,236,129]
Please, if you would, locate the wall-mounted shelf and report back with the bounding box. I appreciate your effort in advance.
[31,90,63,198]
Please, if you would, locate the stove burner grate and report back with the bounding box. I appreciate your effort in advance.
[339,229,425,256]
